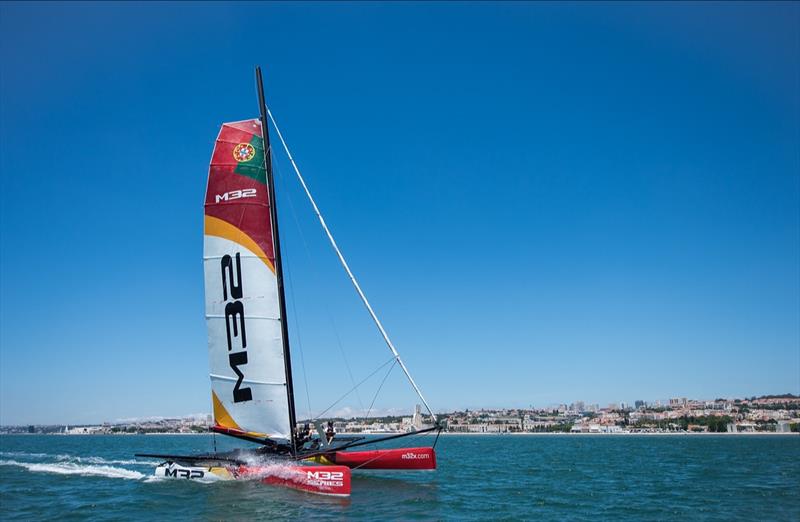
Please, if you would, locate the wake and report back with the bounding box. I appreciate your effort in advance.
[0,451,311,486]
[55,455,157,466]
[0,459,145,480]
[0,451,160,481]
[237,457,311,484]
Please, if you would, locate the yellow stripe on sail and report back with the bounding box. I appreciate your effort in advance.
[204,215,275,273]
[211,391,268,438]
[212,391,242,430]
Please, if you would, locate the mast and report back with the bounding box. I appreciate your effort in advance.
[256,66,298,452]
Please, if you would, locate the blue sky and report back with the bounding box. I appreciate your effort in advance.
[1,2,798,425]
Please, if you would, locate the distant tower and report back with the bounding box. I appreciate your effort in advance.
[412,404,423,430]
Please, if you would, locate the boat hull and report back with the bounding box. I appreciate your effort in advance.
[239,464,351,497]
[308,446,436,470]
[154,462,351,497]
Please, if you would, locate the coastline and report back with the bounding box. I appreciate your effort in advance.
[352,431,799,436]
[0,431,800,437]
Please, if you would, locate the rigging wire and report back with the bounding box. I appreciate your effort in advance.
[281,243,313,419]
[365,358,397,421]
[273,160,313,420]
[284,264,313,420]
[273,157,365,415]
[313,356,396,420]
[267,107,437,423]
[432,427,442,449]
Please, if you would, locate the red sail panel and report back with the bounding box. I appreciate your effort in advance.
[205,119,274,266]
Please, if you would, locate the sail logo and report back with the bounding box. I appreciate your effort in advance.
[233,143,256,162]
[401,452,430,460]
[306,470,344,487]
[221,252,252,403]
[215,188,257,203]
[164,467,206,479]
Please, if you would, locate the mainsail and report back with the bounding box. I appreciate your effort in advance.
[203,119,292,440]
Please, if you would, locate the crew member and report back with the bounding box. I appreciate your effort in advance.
[296,423,312,446]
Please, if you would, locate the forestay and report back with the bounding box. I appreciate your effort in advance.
[203,119,291,440]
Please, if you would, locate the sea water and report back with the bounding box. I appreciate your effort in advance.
[0,434,798,520]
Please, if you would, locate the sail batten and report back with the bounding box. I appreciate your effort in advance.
[210,374,287,386]
[204,118,291,441]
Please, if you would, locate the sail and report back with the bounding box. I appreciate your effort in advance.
[203,119,291,440]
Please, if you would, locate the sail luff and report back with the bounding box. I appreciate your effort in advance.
[256,66,298,452]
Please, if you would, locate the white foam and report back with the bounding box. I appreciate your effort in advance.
[54,454,158,466]
[0,451,154,466]
[237,456,310,484]
[244,463,306,481]
[0,459,145,480]
[0,451,49,459]
[0,451,157,467]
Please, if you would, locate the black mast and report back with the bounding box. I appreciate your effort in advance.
[256,66,297,454]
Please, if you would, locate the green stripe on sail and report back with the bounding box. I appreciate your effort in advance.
[234,134,266,184]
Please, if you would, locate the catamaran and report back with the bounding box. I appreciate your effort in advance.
[136,67,440,497]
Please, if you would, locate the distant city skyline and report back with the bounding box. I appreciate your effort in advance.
[3,392,797,426]
[1,3,798,426]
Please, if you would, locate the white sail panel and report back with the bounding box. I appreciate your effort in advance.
[204,236,290,439]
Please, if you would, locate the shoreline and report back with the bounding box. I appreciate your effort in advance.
[7,431,800,437]
[365,431,799,436]
[3,430,796,437]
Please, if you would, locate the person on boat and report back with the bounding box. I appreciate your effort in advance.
[294,424,311,447]
[326,421,335,443]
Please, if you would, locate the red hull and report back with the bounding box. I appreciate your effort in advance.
[322,447,436,470]
[237,464,351,497]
